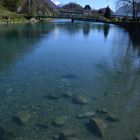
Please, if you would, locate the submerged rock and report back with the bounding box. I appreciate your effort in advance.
[72,95,88,105]
[62,74,78,80]
[88,118,108,138]
[17,111,31,125]
[135,134,140,140]
[106,113,118,122]
[59,129,76,140]
[77,111,95,119]
[96,108,108,114]
[53,116,67,127]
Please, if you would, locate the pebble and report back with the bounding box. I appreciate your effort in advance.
[59,129,76,140]
[53,116,67,127]
[135,134,140,140]
[77,111,95,119]
[17,111,31,125]
[106,113,118,122]
[96,108,108,114]
[72,95,88,105]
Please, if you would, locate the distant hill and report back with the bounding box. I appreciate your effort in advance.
[45,0,58,9]
[1,0,57,15]
[19,0,58,14]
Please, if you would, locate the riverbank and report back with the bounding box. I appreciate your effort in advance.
[0,6,27,24]
[109,21,140,32]
[74,17,140,32]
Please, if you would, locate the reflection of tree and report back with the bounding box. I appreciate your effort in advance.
[55,22,82,36]
[0,22,53,70]
[103,23,110,39]
[54,22,111,39]
[95,23,110,39]
[83,22,90,37]
[0,21,113,70]
[96,24,102,32]
[126,26,140,56]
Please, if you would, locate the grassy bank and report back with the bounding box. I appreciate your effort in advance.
[0,6,27,24]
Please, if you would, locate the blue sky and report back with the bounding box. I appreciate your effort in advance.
[52,0,116,11]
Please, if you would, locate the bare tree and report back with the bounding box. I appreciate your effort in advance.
[116,0,140,20]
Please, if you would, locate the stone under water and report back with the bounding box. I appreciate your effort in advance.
[59,129,76,140]
[53,116,68,127]
[17,111,31,125]
[88,118,108,138]
[72,95,88,105]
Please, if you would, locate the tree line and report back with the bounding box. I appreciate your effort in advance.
[1,0,140,21]
[1,0,21,11]
[117,0,140,20]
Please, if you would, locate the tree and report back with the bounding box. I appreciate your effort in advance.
[104,6,112,18]
[84,5,91,10]
[2,0,21,11]
[62,2,84,12]
[116,0,140,21]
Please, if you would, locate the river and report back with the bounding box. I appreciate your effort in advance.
[0,20,140,140]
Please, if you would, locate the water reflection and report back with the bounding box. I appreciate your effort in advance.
[103,24,110,39]
[127,29,140,56]
[0,20,140,140]
[0,21,140,73]
[53,21,111,39]
[0,23,53,70]
[83,23,90,37]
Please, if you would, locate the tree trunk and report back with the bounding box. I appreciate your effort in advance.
[132,0,136,21]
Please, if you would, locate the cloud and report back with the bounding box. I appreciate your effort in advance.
[52,0,61,5]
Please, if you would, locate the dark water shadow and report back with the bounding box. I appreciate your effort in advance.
[0,22,53,71]
[103,24,110,39]
[83,22,91,37]
[12,116,23,126]
[85,122,102,138]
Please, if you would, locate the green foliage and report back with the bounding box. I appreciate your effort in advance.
[112,18,120,22]
[2,0,21,11]
[104,6,112,19]
[122,16,130,22]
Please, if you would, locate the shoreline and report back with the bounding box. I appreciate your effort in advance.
[0,17,140,32]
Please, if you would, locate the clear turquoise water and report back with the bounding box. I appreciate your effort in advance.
[0,20,140,140]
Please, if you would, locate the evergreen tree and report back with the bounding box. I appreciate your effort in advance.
[84,5,91,10]
[104,6,112,19]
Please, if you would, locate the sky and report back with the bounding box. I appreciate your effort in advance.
[52,0,116,11]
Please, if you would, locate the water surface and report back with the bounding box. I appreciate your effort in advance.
[0,20,140,140]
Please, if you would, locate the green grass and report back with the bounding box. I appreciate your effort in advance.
[0,6,19,17]
[0,6,26,23]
